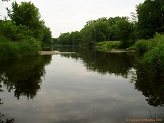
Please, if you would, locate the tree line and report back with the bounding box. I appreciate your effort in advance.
[55,0,164,48]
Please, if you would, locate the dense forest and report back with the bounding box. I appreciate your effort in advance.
[0,1,52,60]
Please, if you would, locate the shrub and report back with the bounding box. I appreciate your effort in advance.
[0,41,39,60]
[135,40,151,53]
[143,38,164,76]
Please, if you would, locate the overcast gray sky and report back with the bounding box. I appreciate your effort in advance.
[0,0,145,38]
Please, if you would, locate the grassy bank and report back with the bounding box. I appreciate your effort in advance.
[96,41,122,51]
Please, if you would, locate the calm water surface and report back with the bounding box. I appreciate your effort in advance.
[0,47,164,123]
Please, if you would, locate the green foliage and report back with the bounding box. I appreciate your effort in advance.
[96,41,121,51]
[0,1,52,60]
[0,20,34,42]
[0,20,18,41]
[126,45,137,51]
[70,31,81,45]
[135,40,150,53]
[6,1,52,44]
[42,27,53,45]
[143,34,164,75]
[132,34,164,53]
[107,41,121,50]
[57,0,164,48]
[58,32,71,45]
[7,1,41,29]
[58,31,81,46]
[0,41,40,60]
[115,19,135,48]
[59,17,136,47]
[136,0,164,39]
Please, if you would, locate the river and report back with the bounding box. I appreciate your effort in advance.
[0,47,163,123]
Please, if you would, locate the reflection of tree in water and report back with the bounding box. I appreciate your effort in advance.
[81,51,137,78]
[0,55,51,122]
[131,64,164,107]
[0,55,52,99]
[61,47,138,78]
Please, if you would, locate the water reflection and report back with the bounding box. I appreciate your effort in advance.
[131,64,164,107]
[0,56,52,99]
[0,47,164,122]
[61,48,138,77]
[59,47,164,108]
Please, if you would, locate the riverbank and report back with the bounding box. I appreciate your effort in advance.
[95,34,164,75]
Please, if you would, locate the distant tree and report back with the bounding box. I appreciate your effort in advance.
[115,19,134,48]
[70,31,81,46]
[58,32,71,45]
[42,27,52,44]
[94,21,110,42]
[80,25,94,46]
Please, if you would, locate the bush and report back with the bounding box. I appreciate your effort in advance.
[143,36,164,76]
[0,41,39,60]
[135,40,151,53]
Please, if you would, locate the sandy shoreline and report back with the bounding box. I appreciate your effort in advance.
[39,51,60,55]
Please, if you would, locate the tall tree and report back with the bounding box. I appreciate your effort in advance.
[7,1,52,44]
[136,0,164,39]
[7,2,42,30]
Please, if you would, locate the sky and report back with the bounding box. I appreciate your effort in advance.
[0,0,145,38]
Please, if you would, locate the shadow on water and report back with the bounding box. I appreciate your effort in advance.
[0,55,52,122]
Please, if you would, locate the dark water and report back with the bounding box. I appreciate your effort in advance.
[0,47,164,123]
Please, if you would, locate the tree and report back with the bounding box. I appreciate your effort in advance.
[136,0,164,39]
[6,1,52,44]
[115,19,134,48]
[70,31,81,46]
[42,27,52,44]
[7,2,41,29]
[80,25,94,46]
[58,32,71,45]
